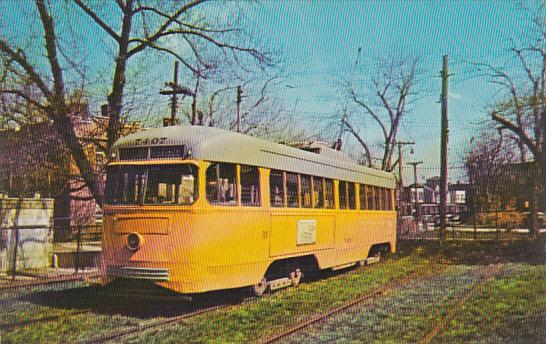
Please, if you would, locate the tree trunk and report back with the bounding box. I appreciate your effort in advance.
[107,0,134,150]
[53,114,102,207]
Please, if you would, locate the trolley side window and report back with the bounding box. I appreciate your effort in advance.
[313,176,324,208]
[359,184,367,210]
[386,188,393,210]
[380,188,387,210]
[367,185,374,210]
[374,186,381,210]
[286,172,299,208]
[270,170,284,207]
[339,181,347,210]
[324,178,335,209]
[348,183,356,209]
[300,174,312,208]
[206,163,238,206]
[241,165,260,207]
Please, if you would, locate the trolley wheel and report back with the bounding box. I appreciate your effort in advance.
[290,269,302,287]
[251,278,267,297]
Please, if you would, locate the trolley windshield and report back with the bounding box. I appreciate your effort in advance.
[105,164,198,205]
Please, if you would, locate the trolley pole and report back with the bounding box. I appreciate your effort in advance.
[439,55,450,242]
[236,85,243,133]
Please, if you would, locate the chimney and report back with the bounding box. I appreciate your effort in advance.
[101,104,109,117]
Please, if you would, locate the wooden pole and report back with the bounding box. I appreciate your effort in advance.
[439,55,450,242]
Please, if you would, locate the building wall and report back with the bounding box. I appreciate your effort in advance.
[0,197,54,272]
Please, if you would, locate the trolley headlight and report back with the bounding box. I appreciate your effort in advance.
[127,232,143,251]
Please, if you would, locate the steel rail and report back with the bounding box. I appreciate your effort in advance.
[419,264,505,344]
[0,309,92,332]
[260,266,442,344]
[0,272,101,292]
[77,262,389,343]
[80,303,231,344]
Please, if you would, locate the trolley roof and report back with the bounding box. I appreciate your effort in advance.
[111,126,396,188]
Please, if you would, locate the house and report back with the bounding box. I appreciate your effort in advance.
[0,103,140,240]
[399,177,468,222]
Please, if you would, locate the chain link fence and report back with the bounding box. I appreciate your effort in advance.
[0,220,102,288]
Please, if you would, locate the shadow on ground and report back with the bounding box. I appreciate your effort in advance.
[20,281,251,319]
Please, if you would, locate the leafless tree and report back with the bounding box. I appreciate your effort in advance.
[472,2,546,234]
[465,129,519,212]
[0,0,272,206]
[71,0,272,149]
[341,54,421,171]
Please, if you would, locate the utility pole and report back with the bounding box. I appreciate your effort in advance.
[408,161,423,222]
[160,61,194,127]
[395,141,415,189]
[439,55,450,242]
[236,85,243,133]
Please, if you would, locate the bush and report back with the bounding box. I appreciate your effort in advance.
[475,212,524,229]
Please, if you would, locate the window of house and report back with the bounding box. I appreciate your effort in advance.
[300,174,312,208]
[367,185,374,210]
[286,172,299,208]
[270,170,284,207]
[206,163,238,206]
[339,181,347,209]
[359,184,367,210]
[313,176,324,208]
[348,182,356,209]
[241,165,260,207]
[325,178,335,209]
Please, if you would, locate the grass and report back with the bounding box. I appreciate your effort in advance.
[0,239,544,343]
[434,265,546,343]
[127,256,430,343]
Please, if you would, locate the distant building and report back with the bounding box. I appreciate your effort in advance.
[466,160,544,213]
[399,177,468,221]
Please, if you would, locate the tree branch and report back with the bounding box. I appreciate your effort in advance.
[127,0,208,57]
[0,40,52,101]
[72,0,121,42]
[341,117,372,167]
[349,88,388,140]
[492,111,538,156]
[0,89,49,110]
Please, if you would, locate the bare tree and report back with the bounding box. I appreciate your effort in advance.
[0,0,272,205]
[473,2,546,234]
[71,0,271,149]
[342,55,421,171]
[0,0,101,204]
[465,129,519,212]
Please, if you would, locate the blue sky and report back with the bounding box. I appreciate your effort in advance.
[246,1,530,182]
[1,1,535,182]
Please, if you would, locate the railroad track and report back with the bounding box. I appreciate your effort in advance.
[0,272,102,292]
[80,303,232,344]
[419,263,505,344]
[261,266,442,344]
[0,309,92,332]
[78,262,389,343]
